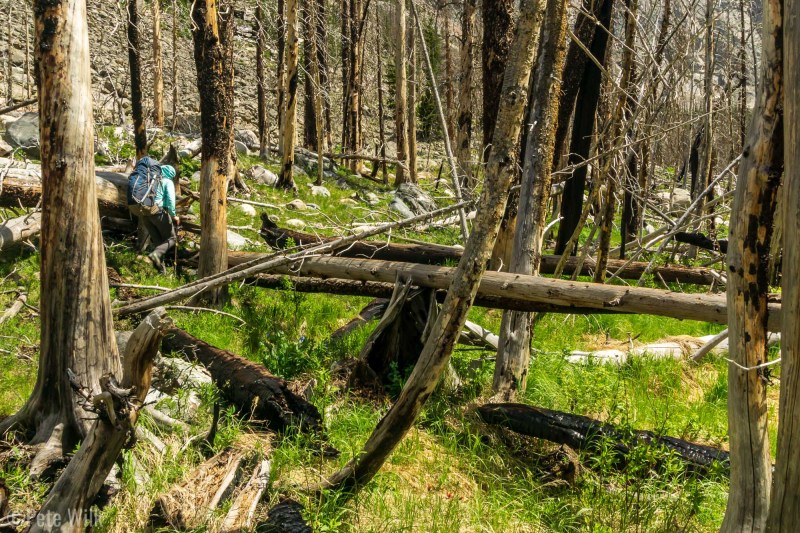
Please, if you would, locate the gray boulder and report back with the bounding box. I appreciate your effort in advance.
[234,140,249,155]
[235,129,260,150]
[389,183,436,217]
[4,112,39,158]
[238,203,257,217]
[248,165,279,186]
[286,199,307,211]
[227,230,249,250]
[310,185,331,197]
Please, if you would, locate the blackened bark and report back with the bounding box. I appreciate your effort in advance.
[481,0,515,161]
[127,0,147,159]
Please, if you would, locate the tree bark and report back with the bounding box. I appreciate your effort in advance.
[256,1,269,158]
[555,0,614,254]
[309,0,326,185]
[721,0,784,530]
[171,0,179,130]
[277,0,286,152]
[161,328,324,432]
[481,0,515,161]
[455,0,476,189]
[407,3,418,183]
[192,0,235,304]
[127,0,147,159]
[279,0,299,189]
[394,0,411,185]
[302,2,318,151]
[30,310,169,533]
[767,2,800,528]
[493,0,568,397]
[376,7,389,182]
[313,0,553,490]
[153,0,165,128]
[0,0,122,481]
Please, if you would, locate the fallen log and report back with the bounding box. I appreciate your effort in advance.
[258,499,312,533]
[258,218,717,284]
[161,327,324,433]
[0,290,26,325]
[674,231,728,253]
[29,309,170,533]
[329,298,388,341]
[149,448,247,530]
[253,256,781,330]
[0,212,40,251]
[0,98,37,115]
[478,403,730,474]
[221,459,271,533]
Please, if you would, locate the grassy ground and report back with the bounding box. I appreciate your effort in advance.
[0,143,760,531]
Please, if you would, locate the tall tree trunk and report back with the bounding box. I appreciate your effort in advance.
[340,0,351,152]
[153,0,165,128]
[171,0,179,130]
[277,0,286,154]
[192,0,235,304]
[694,0,716,214]
[407,3,418,183]
[317,0,545,491]
[308,0,326,185]
[767,2,799,529]
[721,0,783,530]
[5,4,12,102]
[492,0,568,397]
[279,0,299,189]
[739,0,748,151]
[455,0,476,190]
[444,12,454,144]
[128,0,147,159]
[25,7,31,99]
[0,0,121,479]
[316,0,332,150]
[481,0,514,161]
[303,2,318,151]
[256,1,269,157]
[394,0,411,185]
[376,7,388,182]
[554,0,614,255]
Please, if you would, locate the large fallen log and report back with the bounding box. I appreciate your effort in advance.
[478,403,730,474]
[0,158,129,218]
[258,218,716,284]
[161,327,324,433]
[0,212,40,251]
[248,256,781,329]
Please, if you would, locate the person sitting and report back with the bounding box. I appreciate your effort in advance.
[140,164,179,273]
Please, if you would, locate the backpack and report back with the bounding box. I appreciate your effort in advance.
[127,157,163,216]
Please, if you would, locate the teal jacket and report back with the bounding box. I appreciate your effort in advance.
[154,178,177,217]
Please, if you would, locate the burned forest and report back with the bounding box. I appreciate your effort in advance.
[0,0,798,531]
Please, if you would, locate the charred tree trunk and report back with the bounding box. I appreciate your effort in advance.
[493,0,568,397]
[407,5,418,183]
[444,12,454,144]
[277,0,286,151]
[340,0,351,152]
[0,0,122,480]
[394,0,411,185]
[721,0,783,530]
[256,2,269,158]
[309,0,326,184]
[555,0,614,255]
[376,8,389,182]
[153,0,165,128]
[171,0,179,130]
[481,0,515,161]
[455,0,476,189]
[316,0,544,491]
[192,0,235,304]
[767,2,800,528]
[316,0,332,150]
[127,0,147,159]
[347,0,364,169]
[161,328,324,432]
[303,2,318,151]
[279,0,299,189]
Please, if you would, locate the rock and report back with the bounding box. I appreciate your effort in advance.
[310,185,331,197]
[340,198,358,206]
[392,183,437,215]
[234,140,249,155]
[3,112,39,158]
[178,138,202,159]
[235,129,259,149]
[0,139,12,157]
[285,218,306,230]
[0,114,18,130]
[191,171,201,183]
[247,165,279,186]
[389,198,416,219]
[227,230,249,250]
[653,188,691,212]
[238,203,257,217]
[365,192,380,205]
[335,178,350,189]
[293,165,308,178]
[174,114,201,134]
[286,199,307,211]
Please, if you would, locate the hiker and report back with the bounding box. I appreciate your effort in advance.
[127,156,179,272]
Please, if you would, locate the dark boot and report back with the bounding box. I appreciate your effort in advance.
[148,251,166,274]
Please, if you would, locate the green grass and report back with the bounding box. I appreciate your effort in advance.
[0,155,751,532]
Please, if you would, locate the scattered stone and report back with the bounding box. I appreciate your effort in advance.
[227,230,249,250]
[178,138,202,159]
[234,140,249,155]
[0,114,19,130]
[335,177,350,189]
[653,188,691,212]
[365,192,380,205]
[238,203,257,217]
[339,198,358,206]
[310,185,331,197]
[286,199,307,211]
[285,218,306,230]
[292,165,308,178]
[390,183,437,217]
[3,112,39,158]
[235,129,259,150]
[191,171,200,183]
[0,139,12,157]
[247,165,279,186]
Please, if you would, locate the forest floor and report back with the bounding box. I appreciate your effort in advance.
[0,133,765,532]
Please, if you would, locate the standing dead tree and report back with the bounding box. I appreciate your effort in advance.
[256,1,269,158]
[492,0,568,397]
[192,0,235,304]
[127,0,147,159]
[312,0,545,491]
[153,0,165,127]
[455,0,477,190]
[0,0,123,481]
[721,0,783,530]
[481,0,515,161]
[279,0,299,190]
[394,0,411,185]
